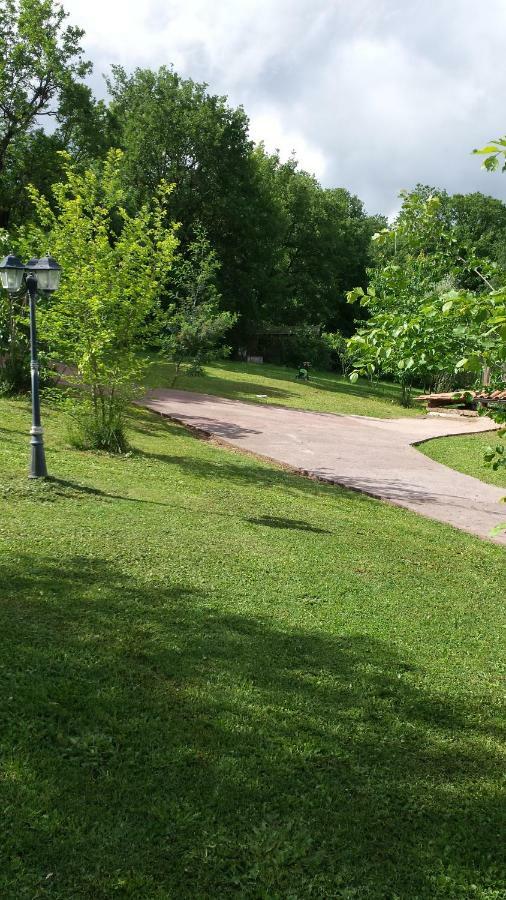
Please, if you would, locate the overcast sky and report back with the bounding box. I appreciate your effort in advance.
[63,0,506,216]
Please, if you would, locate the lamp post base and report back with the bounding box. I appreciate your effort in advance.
[29,426,48,479]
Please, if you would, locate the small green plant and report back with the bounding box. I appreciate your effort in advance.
[65,396,129,453]
[162,227,236,384]
[322,331,354,375]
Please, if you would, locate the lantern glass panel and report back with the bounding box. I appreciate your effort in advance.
[0,267,24,292]
[36,268,61,292]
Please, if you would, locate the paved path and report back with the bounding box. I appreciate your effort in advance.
[142,389,506,545]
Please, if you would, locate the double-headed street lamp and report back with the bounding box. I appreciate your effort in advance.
[0,252,61,478]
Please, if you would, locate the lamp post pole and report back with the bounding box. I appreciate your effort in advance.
[26,272,47,478]
[0,251,61,479]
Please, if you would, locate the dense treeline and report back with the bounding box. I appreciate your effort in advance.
[1,0,506,451]
[0,0,386,350]
[3,0,506,351]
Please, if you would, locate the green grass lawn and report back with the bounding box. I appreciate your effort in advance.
[419,431,506,489]
[0,398,504,899]
[144,358,423,418]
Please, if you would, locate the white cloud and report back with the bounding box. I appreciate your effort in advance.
[249,109,328,180]
[63,0,506,213]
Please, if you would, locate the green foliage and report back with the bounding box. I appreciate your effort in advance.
[0,92,111,228]
[0,129,65,227]
[23,148,178,450]
[484,440,505,471]
[473,137,506,172]
[106,68,380,340]
[65,395,128,453]
[162,227,236,379]
[322,330,356,375]
[0,281,29,393]
[257,326,333,369]
[471,130,506,533]
[347,190,502,400]
[0,0,92,225]
[0,225,58,393]
[0,5,385,346]
[106,66,267,329]
[249,150,384,336]
[260,159,383,331]
[0,340,30,394]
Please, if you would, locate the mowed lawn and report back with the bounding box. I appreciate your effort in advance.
[420,431,506,489]
[0,398,504,899]
[144,358,424,418]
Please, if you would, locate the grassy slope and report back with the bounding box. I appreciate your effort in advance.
[419,431,506,489]
[144,358,423,418]
[0,398,504,899]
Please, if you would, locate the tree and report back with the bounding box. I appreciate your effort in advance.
[24,149,178,450]
[106,66,273,330]
[0,0,91,226]
[470,138,506,507]
[2,87,111,229]
[162,227,236,381]
[240,148,384,339]
[106,67,382,344]
[449,192,506,275]
[346,190,499,403]
[382,184,506,289]
[0,225,32,393]
[269,165,378,329]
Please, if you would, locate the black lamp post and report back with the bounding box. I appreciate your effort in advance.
[0,252,61,478]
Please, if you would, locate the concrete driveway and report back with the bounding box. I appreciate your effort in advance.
[142,389,506,545]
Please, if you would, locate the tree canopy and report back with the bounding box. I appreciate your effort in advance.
[1,0,506,394]
[0,0,96,225]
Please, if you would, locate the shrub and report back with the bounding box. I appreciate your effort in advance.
[24,149,178,451]
[66,397,128,453]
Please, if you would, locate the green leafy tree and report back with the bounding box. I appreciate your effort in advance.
[378,184,506,289]
[0,225,50,394]
[347,190,499,403]
[470,135,506,531]
[1,82,111,228]
[106,68,381,344]
[107,66,276,331]
[0,0,91,226]
[473,137,506,172]
[322,331,355,375]
[233,148,384,342]
[24,149,178,450]
[162,227,236,381]
[269,162,382,330]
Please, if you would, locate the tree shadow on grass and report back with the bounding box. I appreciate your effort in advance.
[130,448,341,501]
[214,363,410,406]
[247,516,331,534]
[196,374,295,401]
[0,424,33,445]
[44,477,174,507]
[0,554,503,899]
[168,415,262,441]
[146,363,298,403]
[126,409,331,498]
